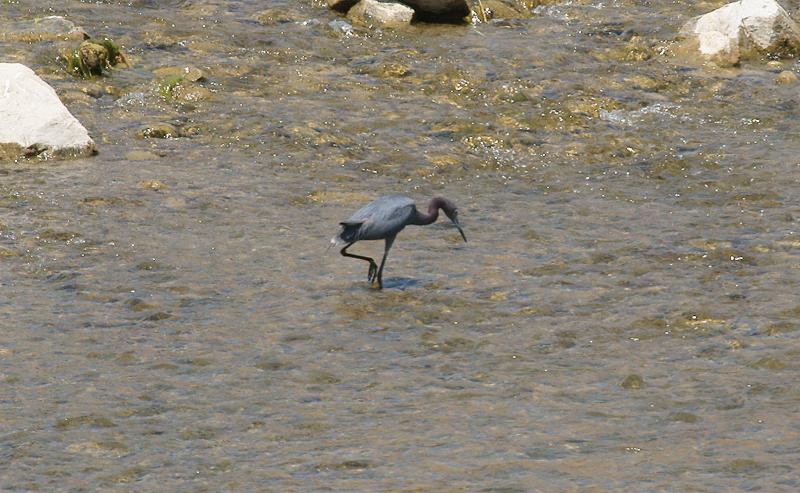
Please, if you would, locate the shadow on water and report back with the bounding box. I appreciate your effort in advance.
[347,277,421,291]
[378,277,421,290]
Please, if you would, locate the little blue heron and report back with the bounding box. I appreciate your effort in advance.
[331,195,467,288]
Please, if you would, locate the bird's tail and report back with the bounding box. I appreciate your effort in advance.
[328,221,362,251]
[328,234,344,251]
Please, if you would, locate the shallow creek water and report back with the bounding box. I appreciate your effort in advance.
[2,0,800,491]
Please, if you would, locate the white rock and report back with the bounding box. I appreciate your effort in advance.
[348,0,415,27]
[0,63,96,159]
[681,0,800,64]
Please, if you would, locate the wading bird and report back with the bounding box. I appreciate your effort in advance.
[331,195,467,289]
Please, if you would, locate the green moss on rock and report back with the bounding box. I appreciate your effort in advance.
[64,37,127,79]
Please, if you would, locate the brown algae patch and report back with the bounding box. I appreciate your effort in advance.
[56,415,116,430]
[66,440,128,458]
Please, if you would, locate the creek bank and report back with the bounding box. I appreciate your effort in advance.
[327,0,471,25]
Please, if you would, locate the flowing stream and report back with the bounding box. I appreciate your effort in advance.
[1,1,799,491]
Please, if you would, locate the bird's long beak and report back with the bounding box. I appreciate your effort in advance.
[454,221,467,242]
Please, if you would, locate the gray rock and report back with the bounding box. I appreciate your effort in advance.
[680,0,800,65]
[348,0,415,27]
[0,63,96,160]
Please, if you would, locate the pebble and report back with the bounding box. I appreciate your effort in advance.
[138,123,179,139]
[138,180,167,191]
[621,374,645,389]
[775,70,798,85]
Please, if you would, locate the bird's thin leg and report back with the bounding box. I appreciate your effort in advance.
[376,236,395,289]
[340,242,377,282]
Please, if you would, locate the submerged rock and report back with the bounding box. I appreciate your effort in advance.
[328,19,356,36]
[348,0,416,27]
[0,15,88,42]
[775,70,798,84]
[680,0,800,65]
[137,123,180,139]
[153,66,205,83]
[255,8,306,25]
[472,0,533,21]
[157,73,212,103]
[748,356,787,370]
[0,63,96,160]
[125,150,160,161]
[621,374,645,390]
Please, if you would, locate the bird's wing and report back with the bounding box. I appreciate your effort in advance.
[337,195,416,242]
[346,196,406,220]
[356,202,416,240]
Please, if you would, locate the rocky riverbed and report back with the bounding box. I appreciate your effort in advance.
[1,0,800,491]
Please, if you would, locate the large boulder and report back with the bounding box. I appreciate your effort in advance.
[401,0,469,18]
[348,0,416,27]
[0,63,96,160]
[680,0,800,65]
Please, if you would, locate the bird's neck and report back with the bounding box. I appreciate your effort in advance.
[412,198,444,226]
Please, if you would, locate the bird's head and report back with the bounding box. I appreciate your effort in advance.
[439,198,467,243]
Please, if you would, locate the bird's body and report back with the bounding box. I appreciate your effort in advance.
[332,195,467,288]
[336,195,416,243]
